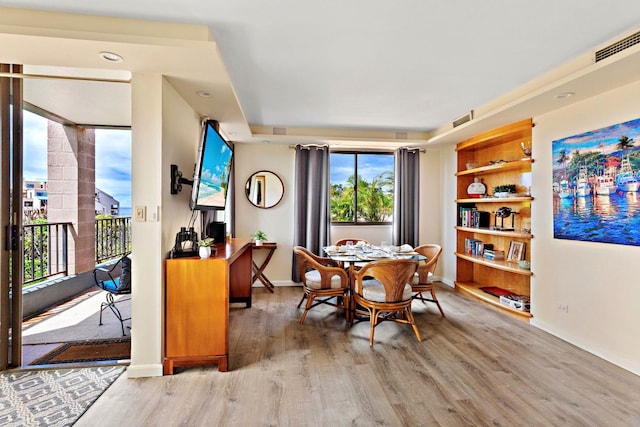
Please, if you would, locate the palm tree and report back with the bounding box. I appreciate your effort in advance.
[616,135,635,156]
[557,148,569,179]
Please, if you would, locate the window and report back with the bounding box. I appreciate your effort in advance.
[330,152,394,224]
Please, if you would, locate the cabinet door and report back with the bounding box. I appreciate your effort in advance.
[165,259,229,357]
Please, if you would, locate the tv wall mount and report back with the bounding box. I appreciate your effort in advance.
[170,164,194,195]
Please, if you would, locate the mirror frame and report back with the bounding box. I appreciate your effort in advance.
[245,170,284,209]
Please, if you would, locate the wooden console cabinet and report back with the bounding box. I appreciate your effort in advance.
[164,237,252,374]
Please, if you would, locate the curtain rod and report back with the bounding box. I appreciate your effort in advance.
[289,144,425,153]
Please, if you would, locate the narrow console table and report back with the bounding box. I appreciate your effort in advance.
[252,242,277,292]
[164,237,252,374]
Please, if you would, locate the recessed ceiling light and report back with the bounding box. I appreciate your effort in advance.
[197,90,212,98]
[99,51,124,63]
[556,92,575,99]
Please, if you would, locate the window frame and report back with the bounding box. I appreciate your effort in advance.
[330,150,394,226]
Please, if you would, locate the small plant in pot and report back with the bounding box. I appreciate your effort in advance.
[252,231,267,246]
[493,184,517,198]
[197,237,215,258]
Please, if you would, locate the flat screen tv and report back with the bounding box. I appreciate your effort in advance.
[190,119,234,210]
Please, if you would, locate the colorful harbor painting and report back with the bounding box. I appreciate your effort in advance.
[552,117,640,246]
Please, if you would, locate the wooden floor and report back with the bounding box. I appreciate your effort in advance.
[77,284,640,426]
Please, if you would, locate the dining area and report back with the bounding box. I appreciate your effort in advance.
[292,240,443,347]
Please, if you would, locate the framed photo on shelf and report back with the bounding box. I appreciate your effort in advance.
[507,241,525,262]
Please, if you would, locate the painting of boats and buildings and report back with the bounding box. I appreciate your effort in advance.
[552,117,640,246]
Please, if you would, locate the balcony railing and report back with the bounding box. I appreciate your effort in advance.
[95,217,132,263]
[22,217,132,286]
[23,222,69,285]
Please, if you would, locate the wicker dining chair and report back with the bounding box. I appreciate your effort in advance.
[351,259,421,346]
[293,246,349,324]
[411,244,445,316]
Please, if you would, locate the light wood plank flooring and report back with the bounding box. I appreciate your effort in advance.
[77,284,640,426]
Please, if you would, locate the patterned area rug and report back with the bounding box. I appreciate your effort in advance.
[29,338,131,366]
[0,365,125,426]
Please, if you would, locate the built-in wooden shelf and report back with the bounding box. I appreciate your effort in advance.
[455,158,534,177]
[455,226,534,239]
[455,196,533,204]
[455,252,532,276]
[455,280,533,321]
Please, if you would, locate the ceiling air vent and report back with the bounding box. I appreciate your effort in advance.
[273,127,287,135]
[595,30,640,62]
[395,132,408,140]
[452,110,474,128]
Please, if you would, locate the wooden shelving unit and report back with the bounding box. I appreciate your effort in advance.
[454,118,534,322]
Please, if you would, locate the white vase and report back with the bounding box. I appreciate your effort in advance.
[255,240,263,246]
[199,246,211,259]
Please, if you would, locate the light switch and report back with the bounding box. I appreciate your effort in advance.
[148,206,159,222]
[134,206,146,222]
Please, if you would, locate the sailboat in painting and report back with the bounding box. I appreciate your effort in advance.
[558,179,573,199]
[595,166,616,196]
[575,165,592,197]
[615,155,639,192]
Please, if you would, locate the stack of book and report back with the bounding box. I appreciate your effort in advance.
[483,249,505,260]
[458,205,490,228]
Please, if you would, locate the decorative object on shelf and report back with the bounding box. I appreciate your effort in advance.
[518,260,531,270]
[465,161,479,170]
[493,184,516,198]
[198,246,211,259]
[197,237,215,259]
[507,240,525,262]
[252,230,267,246]
[488,159,507,165]
[466,177,486,198]
[520,140,532,156]
[492,206,516,231]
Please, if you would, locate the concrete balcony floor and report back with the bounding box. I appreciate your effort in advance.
[22,288,131,366]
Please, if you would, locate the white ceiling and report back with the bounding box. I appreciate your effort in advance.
[1,2,640,147]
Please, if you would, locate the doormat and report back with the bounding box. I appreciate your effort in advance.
[29,337,131,366]
[0,365,125,426]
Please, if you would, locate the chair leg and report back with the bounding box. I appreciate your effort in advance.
[431,288,445,317]
[369,307,379,346]
[296,292,307,309]
[99,293,130,336]
[299,294,316,324]
[405,308,422,342]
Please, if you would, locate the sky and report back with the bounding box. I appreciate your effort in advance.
[23,110,132,208]
[330,152,394,185]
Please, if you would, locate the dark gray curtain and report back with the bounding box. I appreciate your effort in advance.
[393,148,420,247]
[291,145,331,282]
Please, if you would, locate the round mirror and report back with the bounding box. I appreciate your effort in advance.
[245,170,284,208]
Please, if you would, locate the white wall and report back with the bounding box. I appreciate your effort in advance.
[128,73,164,377]
[234,143,295,283]
[127,76,200,378]
[531,79,640,375]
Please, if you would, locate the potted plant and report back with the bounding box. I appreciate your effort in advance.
[252,230,267,246]
[493,184,517,198]
[197,237,215,259]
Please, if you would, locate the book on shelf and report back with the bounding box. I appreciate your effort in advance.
[483,249,505,260]
[457,204,490,229]
[464,238,484,255]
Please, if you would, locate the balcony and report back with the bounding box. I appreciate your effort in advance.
[21,217,132,366]
[23,217,131,319]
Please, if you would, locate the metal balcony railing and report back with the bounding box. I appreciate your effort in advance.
[95,217,132,264]
[22,217,132,286]
[23,222,70,285]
